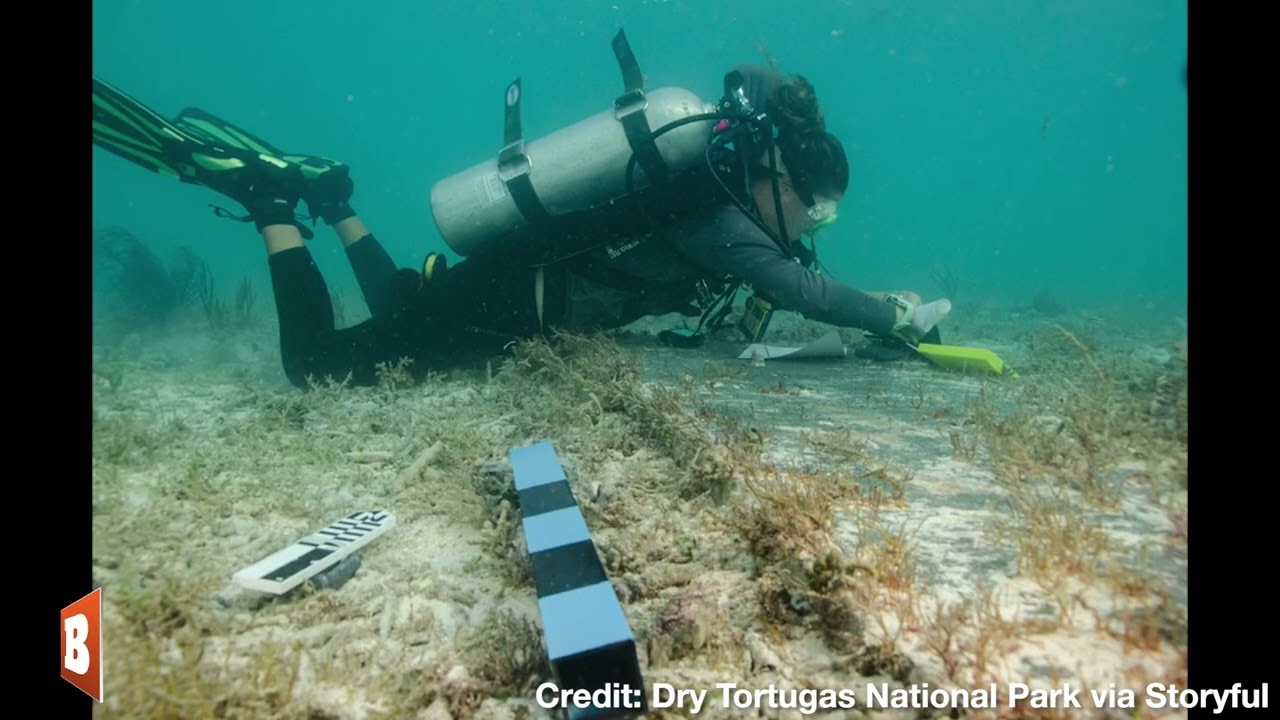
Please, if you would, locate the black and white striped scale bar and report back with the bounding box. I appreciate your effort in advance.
[232,510,396,594]
[510,441,646,720]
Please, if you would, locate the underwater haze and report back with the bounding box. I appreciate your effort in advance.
[92,0,1188,320]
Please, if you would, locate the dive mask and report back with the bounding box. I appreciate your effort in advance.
[806,197,839,235]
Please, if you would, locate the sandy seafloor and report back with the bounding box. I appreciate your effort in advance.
[91,292,1188,720]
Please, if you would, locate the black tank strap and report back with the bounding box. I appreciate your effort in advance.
[612,29,669,185]
[497,77,550,223]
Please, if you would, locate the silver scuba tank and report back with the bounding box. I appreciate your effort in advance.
[429,85,717,257]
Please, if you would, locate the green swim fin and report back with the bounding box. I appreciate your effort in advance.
[93,76,250,185]
[174,107,355,226]
[172,107,347,184]
[92,76,315,238]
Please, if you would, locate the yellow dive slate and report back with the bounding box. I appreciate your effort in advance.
[915,343,1016,377]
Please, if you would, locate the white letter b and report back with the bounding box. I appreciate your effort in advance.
[64,614,89,675]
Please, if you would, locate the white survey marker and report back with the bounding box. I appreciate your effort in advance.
[738,329,848,360]
[232,510,396,594]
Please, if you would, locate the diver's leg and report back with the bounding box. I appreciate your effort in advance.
[263,223,425,388]
[430,245,563,338]
[261,224,340,385]
[334,218,399,319]
[305,171,399,318]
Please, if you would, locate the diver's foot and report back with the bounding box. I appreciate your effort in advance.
[301,163,357,226]
[202,155,311,236]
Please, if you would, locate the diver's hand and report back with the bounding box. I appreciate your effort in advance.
[894,296,952,343]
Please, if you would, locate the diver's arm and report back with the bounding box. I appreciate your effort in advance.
[749,255,901,335]
[681,209,899,336]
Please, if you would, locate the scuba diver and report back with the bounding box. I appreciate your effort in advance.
[92,30,952,389]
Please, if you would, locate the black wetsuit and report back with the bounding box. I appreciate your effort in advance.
[267,64,898,388]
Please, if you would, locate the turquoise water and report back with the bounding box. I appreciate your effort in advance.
[93,0,1187,323]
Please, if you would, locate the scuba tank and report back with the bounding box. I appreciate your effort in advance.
[426,28,826,348]
[429,30,718,257]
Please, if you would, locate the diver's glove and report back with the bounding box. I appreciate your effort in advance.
[304,167,357,226]
[886,294,952,345]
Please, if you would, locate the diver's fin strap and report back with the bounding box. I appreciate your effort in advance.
[498,77,550,223]
[208,205,316,240]
[611,29,668,185]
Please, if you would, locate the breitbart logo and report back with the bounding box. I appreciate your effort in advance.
[61,588,103,702]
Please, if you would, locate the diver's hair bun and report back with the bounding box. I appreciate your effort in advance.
[770,75,825,136]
